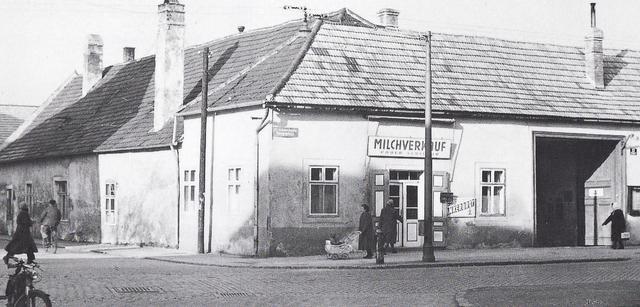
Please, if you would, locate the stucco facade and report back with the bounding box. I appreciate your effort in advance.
[98,150,179,247]
[193,108,640,256]
[0,155,100,242]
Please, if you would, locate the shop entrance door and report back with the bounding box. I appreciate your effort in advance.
[389,181,421,248]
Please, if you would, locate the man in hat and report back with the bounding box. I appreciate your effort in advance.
[40,200,62,251]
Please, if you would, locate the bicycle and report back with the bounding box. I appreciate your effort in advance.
[1,257,51,307]
[40,226,57,254]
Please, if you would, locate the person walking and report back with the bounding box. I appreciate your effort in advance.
[602,209,626,249]
[39,200,62,249]
[358,204,375,259]
[3,203,38,265]
[380,200,402,253]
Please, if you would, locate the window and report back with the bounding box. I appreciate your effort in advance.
[629,186,640,216]
[25,183,33,210]
[389,170,421,180]
[227,168,241,209]
[480,169,505,216]
[55,181,69,220]
[183,170,197,211]
[105,182,116,225]
[309,166,338,215]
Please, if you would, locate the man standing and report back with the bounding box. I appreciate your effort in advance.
[40,200,62,252]
[380,200,402,253]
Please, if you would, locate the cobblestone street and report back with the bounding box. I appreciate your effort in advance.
[3,255,638,306]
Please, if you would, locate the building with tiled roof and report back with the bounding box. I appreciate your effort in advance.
[2,1,640,255]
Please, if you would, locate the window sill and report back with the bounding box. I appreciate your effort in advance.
[479,214,506,217]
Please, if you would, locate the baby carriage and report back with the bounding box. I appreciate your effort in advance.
[324,231,361,260]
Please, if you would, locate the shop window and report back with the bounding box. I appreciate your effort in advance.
[629,186,640,216]
[309,166,338,215]
[480,169,505,216]
[183,170,197,211]
[55,181,69,220]
[105,182,116,225]
[227,168,241,209]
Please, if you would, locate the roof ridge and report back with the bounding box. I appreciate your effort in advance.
[267,19,325,102]
[327,23,640,54]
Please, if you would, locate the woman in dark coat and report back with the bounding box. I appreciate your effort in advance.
[380,200,402,253]
[602,209,626,249]
[3,203,38,264]
[358,204,374,259]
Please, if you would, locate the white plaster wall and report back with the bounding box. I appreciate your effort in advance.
[98,150,178,247]
[180,108,265,254]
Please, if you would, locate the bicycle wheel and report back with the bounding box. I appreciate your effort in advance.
[15,290,52,307]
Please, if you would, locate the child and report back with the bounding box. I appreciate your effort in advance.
[329,234,344,245]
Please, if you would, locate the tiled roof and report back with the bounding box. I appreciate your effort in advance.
[0,18,313,163]
[0,114,22,144]
[273,24,640,121]
[0,104,38,144]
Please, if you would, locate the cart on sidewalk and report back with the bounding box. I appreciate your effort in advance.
[324,231,361,260]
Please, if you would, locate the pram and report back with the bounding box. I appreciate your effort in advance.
[324,231,361,260]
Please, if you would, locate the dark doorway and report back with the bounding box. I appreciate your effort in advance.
[535,136,621,246]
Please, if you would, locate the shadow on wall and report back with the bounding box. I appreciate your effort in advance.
[446,219,533,249]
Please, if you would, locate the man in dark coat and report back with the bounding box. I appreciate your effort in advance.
[358,204,374,259]
[603,209,626,249]
[3,203,38,264]
[380,200,402,253]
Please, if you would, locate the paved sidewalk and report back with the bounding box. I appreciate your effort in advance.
[142,246,640,269]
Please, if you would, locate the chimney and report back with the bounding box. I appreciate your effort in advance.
[377,8,399,28]
[154,0,185,131]
[238,26,245,33]
[585,3,604,89]
[123,47,135,62]
[82,34,103,96]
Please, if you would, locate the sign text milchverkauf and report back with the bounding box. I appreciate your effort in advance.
[367,136,452,159]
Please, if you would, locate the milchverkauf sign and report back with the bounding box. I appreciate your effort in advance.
[367,136,452,159]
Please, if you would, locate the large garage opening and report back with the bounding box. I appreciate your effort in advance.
[535,135,622,247]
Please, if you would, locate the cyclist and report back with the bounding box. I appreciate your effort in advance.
[39,200,61,249]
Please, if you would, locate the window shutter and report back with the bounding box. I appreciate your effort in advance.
[370,169,389,217]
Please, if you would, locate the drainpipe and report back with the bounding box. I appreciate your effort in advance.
[255,106,271,256]
[170,115,180,249]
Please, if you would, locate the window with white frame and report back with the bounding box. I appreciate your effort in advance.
[480,169,505,215]
[309,166,338,215]
[105,182,116,225]
[183,170,197,211]
[227,168,241,209]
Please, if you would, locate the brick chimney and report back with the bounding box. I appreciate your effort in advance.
[123,47,135,62]
[377,8,399,28]
[82,34,103,96]
[585,3,604,89]
[154,0,185,131]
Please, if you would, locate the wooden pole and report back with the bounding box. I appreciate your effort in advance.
[422,32,435,262]
[198,47,209,254]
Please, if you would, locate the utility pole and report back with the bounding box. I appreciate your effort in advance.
[422,32,435,262]
[198,47,209,254]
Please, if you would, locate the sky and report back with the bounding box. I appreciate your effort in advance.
[2,0,640,107]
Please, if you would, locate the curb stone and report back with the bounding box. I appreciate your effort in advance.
[142,256,631,270]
